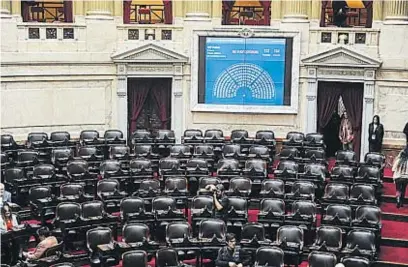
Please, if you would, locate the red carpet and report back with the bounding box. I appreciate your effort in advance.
[384,168,393,178]
[380,246,408,263]
[382,220,408,239]
[381,202,408,215]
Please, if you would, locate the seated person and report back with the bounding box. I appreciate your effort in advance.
[205,184,229,219]
[0,183,12,208]
[23,227,58,260]
[0,203,19,232]
[216,233,250,267]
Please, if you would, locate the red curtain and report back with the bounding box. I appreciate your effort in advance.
[341,83,364,160]
[222,0,235,25]
[163,0,172,24]
[317,82,343,132]
[123,0,132,24]
[129,80,151,134]
[152,80,170,129]
[63,0,73,22]
[260,0,271,26]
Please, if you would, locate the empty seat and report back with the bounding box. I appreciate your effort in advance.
[364,152,385,168]
[122,223,150,244]
[86,227,118,266]
[129,158,153,177]
[131,130,153,144]
[156,248,184,267]
[166,221,194,246]
[97,179,127,207]
[78,146,104,162]
[122,250,148,267]
[322,204,352,227]
[104,130,125,145]
[243,159,267,178]
[54,202,81,229]
[204,129,225,144]
[80,130,101,146]
[155,130,176,146]
[136,179,161,198]
[248,145,270,160]
[274,160,298,181]
[186,158,210,176]
[258,198,285,228]
[66,159,92,181]
[274,225,304,265]
[341,229,377,260]
[182,129,204,144]
[240,222,269,247]
[120,197,149,222]
[283,132,305,148]
[27,132,48,147]
[341,256,370,267]
[279,147,301,161]
[51,148,74,168]
[231,130,253,150]
[254,130,276,148]
[308,251,337,267]
[355,165,381,184]
[16,150,39,167]
[191,195,214,220]
[310,226,343,253]
[1,134,21,151]
[349,184,376,206]
[170,145,192,158]
[286,181,315,201]
[159,157,183,176]
[285,200,317,229]
[322,183,349,205]
[331,165,355,183]
[226,177,252,197]
[259,179,285,199]
[198,219,226,242]
[336,150,357,165]
[81,201,105,221]
[100,160,125,178]
[254,247,284,267]
[50,131,75,147]
[164,176,188,196]
[352,205,381,231]
[109,145,130,161]
[193,145,214,159]
[304,149,326,163]
[304,133,325,148]
[300,163,327,182]
[59,183,91,202]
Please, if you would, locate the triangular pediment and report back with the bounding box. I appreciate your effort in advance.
[112,43,188,63]
[302,46,381,68]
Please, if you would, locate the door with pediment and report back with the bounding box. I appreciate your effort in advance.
[127,78,172,137]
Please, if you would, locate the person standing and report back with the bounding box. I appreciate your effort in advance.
[393,144,408,208]
[339,112,354,151]
[368,115,384,153]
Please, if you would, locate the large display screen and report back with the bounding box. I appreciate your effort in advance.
[198,36,293,106]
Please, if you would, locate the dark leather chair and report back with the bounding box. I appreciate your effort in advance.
[122,250,148,267]
[310,226,343,253]
[341,229,377,260]
[86,227,118,267]
[308,251,336,267]
[104,130,125,145]
[182,129,204,145]
[341,256,371,267]
[80,130,102,146]
[322,204,352,228]
[253,246,284,267]
[131,129,153,145]
[349,184,376,206]
[259,179,285,199]
[274,225,304,266]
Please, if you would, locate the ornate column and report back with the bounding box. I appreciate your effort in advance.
[85,0,114,18]
[271,0,282,20]
[113,0,123,17]
[184,0,212,20]
[310,0,321,21]
[116,64,129,139]
[384,0,408,22]
[212,0,222,18]
[305,68,318,134]
[373,0,383,21]
[362,70,375,161]
[172,64,184,143]
[10,0,20,17]
[283,0,309,20]
[1,0,11,18]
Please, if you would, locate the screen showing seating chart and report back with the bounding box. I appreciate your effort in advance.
[198,37,292,106]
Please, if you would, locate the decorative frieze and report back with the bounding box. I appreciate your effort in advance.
[127,65,173,73]
[317,68,365,77]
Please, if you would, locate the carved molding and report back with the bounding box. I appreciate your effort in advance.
[385,131,406,139]
[117,91,127,97]
[317,68,365,77]
[127,65,173,73]
[174,91,183,97]
[124,49,173,61]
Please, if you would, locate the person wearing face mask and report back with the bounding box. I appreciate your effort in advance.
[339,111,354,151]
[393,143,408,208]
[368,115,384,153]
[215,233,250,267]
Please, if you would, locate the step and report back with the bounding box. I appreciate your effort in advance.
[381,203,408,218]
[382,220,408,240]
[379,246,408,264]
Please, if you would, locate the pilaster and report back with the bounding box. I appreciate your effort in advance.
[116,64,128,139]
[305,68,318,134]
[10,0,20,16]
[282,0,309,21]
[0,0,11,18]
[384,0,408,23]
[373,0,383,21]
[85,0,114,19]
[172,64,184,143]
[271,0,282,20]
[184,0,212,21]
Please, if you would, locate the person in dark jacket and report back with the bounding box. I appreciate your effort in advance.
[215,233,251,267]
[368,115,384,153]
[404,122,408,142]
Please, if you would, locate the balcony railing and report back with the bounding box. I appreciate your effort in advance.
[130,4,165,24]
[22,1,71,23]
[223,5,270,26]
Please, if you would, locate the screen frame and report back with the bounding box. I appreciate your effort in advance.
[191,29,300,114]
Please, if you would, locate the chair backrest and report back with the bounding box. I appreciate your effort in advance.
[364,152,385,167]
[260,198,285,214]
[199,219,226,239]
[4,168,25,182]
[156,248,179,267]
[139,179,161,192]
[254,247,284,267]
[345,229,376,251]
[261,179,285,194]
[134,145,152,156]
[231,129,249,140]
[304,163,327,177]
[350,184,375,201]
[131,129,151,140]
[104,129,123,140]
[228,196,247,211]
[336,150,356,163]
[286,131,305,142]
[315,226,343,248]
[33,164,55,179]
[326,204,352,221]
[304,149,326,160]
[222,144,242,156]
[341,256,370,267]
[183,129,203,138]
[217,158,240,171]
[305,133,324,144]
[245,159,267,172]
[308,251,337,267]
[198,177,221,191]
[86,227,112,252]
[122,223,149,243]
[277,225,303,245]
[248,145,269,156]
[357,165,380,179]
[191,195,214,210]
[50,131,71,142]
[129,158,152,170]
[80,130,99,140]
[28,132,48,143]
[97,179,120,195]
[156,129,175,140]
[100,160,121,174]
[152,196,176,212]
[170,144,191,156]
[166,221,192,241]
[255,130,275,140]
[277,160,298,172]
[186,158,208,170]
[122,250,148,267]
[29,186,52,201]
[354,205,381,223]
[292,201,316,217]
[17,150,39,162]
[51,148,73,161]
[66,159,88,177]
[120,197,145,216]
[241,222,265,240]
[331,165,354,177]
[81,201,104,218]
[229,177,252,192]
[324,183,349,199]
[159,157,180,170]
[291,181,315,196]
[194,145,214,155]
[56,202,81,221]
[110,145,130,157]
[165,177,187,192]
[1,134,16,147]
[78,146,100,158]
[204,129,223,139]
